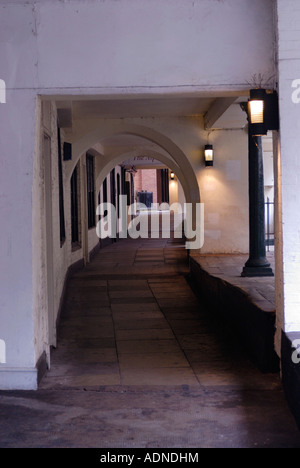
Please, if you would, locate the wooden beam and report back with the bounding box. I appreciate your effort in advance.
[57,107,72,128]
[204,97,237,130]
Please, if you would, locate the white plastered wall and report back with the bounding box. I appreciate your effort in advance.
[274,0,300,351]
[33,101,76,366]
[0,90,38,389]
[198,128,249,253]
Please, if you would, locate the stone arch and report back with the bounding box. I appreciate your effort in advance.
[69,121,200,204]
[95,149,188,203]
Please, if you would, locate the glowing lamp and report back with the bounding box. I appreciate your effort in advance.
[204,144,214,167]
[248,89,279,136]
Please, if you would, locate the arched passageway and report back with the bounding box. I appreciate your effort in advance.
[31,94,300,448]
[68,121,201,204]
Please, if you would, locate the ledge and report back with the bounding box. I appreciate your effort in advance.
[189,253,279,373]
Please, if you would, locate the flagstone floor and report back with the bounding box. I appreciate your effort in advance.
[39,240,276,389]
[1,238,300,448]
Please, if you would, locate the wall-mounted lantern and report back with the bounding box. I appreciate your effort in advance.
[204,144,214,167]
[170,171,175,180]
[248,88,279,136]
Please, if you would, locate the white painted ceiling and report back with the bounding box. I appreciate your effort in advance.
[57,92,248,126]
[71,96,216,119]
[58,93,248,168]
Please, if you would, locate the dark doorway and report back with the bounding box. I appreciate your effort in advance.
[86,154,96,229]
[160,168,169,204]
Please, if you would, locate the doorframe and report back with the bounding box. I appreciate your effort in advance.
[43,132,56,353]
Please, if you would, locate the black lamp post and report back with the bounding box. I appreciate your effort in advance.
[241,89,279,277]
[242,127,274,277]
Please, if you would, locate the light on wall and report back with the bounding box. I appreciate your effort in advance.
[204,144,214,167]
[248,88,279,136]
[170,171,175,180]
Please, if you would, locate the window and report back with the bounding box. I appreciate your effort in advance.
[103,177,108,203]
[86,154,96,229]
[117,173,121,218]
[70,165,80,245]
[160,169,170,204]
[110,168,116,206]
[121,167,126,197]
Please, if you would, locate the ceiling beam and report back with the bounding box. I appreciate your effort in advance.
[57,107,73,128]
[204,97,237,130]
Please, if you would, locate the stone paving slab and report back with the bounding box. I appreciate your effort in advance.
[115,328,175,341]
[118,352,191,369]
[120,367,199,386]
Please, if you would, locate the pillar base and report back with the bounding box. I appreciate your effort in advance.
[0,367,38,390]
[241,265,274,277]
[242,255,274,278]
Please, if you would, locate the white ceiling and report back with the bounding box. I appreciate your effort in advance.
[57,92,248,126]
[71,96,216,119]
[58,93,248,168]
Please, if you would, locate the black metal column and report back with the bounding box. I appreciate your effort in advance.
[242,108,274,277]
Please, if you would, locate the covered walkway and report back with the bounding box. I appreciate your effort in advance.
[1,238,300,448]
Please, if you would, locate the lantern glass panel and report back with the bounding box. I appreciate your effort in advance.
[249,100,264,124]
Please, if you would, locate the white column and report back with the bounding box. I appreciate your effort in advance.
[0,90,38,389]
[275,0,300,351]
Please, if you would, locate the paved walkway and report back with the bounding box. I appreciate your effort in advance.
[41,238,196,388]
[1,239,300,448]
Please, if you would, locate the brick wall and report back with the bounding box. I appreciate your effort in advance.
[134,169,158,204]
